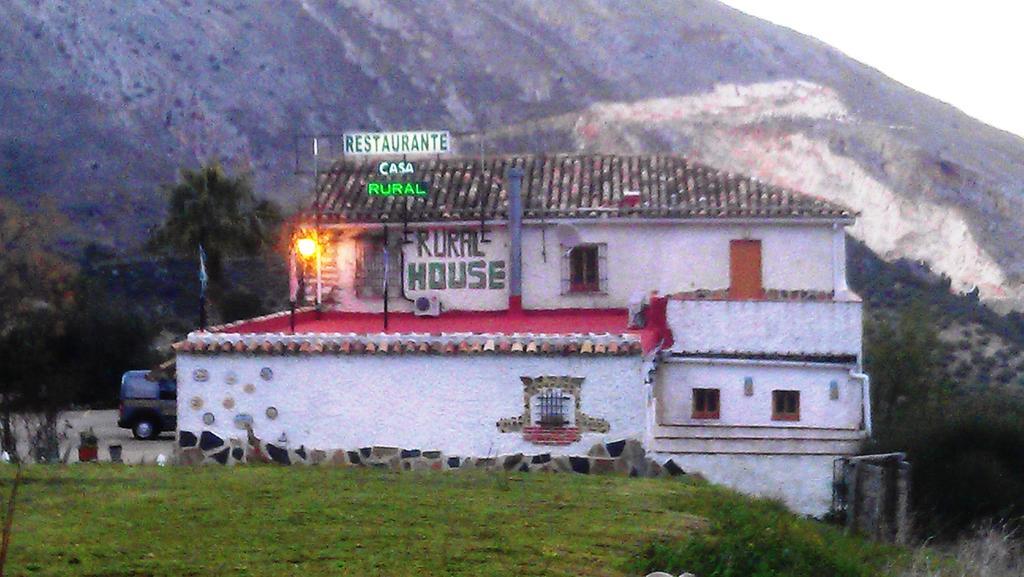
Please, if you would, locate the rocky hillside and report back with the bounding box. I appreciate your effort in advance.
[2,0,1023,309]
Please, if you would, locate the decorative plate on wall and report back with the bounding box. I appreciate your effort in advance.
[225,371,238,385]
[243,383,256,394]
[189,397,203,410]
[260,367,273,381]
[202,412,215,425]
[234,414,253,430]
[192,368,209,382]
[265,406,279,420]
[222,397,235,410]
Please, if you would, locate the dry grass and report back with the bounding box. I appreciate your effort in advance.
[897,524,1022,577]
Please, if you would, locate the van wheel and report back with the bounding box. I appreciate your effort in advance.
[132,419,159,440]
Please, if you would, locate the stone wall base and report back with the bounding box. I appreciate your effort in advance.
[176,430,686,478]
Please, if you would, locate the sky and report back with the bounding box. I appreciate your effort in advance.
[721,1,1024,139]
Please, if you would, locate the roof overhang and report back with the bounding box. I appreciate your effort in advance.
[313,215,857,229]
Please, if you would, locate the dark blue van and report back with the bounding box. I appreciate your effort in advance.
[117,370,176,440]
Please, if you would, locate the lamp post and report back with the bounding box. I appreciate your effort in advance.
[291,235,318,333]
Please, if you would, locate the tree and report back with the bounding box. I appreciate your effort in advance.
[0,201,158,461]
[864,303,949,429]
[0,199,75,330]
[59,278,158,407]
[147,162,282,304]
[0,199,77,462]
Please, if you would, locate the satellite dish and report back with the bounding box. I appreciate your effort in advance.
[555,223,582,249]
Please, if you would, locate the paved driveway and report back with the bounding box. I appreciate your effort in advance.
[57,410,175,464]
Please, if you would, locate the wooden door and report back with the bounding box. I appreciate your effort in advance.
[729,239,763,300]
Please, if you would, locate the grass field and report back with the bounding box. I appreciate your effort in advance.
[0,465,903,577]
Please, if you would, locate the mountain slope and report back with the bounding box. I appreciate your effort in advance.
[2,0,1023,308]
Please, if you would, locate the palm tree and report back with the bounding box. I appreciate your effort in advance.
[148,162,282,300]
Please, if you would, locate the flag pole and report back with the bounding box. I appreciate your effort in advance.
[288,243,298,333]
[383,225,389,331]
[198,244,208,331]
[313,137,323,317]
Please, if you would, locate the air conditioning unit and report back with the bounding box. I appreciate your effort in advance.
[414,295,441,317]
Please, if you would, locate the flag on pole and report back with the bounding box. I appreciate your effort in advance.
[198,243,209,330]
[198,244,208,296]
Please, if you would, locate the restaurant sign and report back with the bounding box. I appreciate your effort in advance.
[405,228,506,291]
[344,130,451,156]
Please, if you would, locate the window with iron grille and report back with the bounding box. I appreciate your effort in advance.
[772,390,800,421]
[354,237,399,298]
[692,388,720,419]
[535,389,570,427]
[562,243,607,294]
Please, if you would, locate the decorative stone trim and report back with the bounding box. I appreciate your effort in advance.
[173,332,643,357]
[175,430,684,479]
[497,376,610,444]
[522,426,581,445]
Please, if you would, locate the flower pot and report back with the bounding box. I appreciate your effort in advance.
[108,444,123,463]
[78,446,98,463]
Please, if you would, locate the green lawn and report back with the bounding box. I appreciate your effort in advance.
[0,465,903,577]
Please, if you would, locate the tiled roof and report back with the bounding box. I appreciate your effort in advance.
[670,351,858,364]
[174,332,644,357]
[669,289,838,301]
[316,154,853,223]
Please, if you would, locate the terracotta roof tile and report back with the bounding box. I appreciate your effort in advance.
[317,154,852,222]
[178,332,646,358]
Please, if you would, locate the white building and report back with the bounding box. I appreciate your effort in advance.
[173,154,868,516]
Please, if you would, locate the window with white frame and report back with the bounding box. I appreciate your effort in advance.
[562,243,607,294]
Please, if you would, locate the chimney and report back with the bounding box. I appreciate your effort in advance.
[646,294,674,349]
[507,166,525,314]
[621,189,641,208]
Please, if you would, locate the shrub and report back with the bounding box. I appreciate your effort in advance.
[868,396,1024,540]
[630,492,892,577]
[951,363,971,379]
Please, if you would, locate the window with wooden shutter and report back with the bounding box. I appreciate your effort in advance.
[729,239,763,300]
[692,388,720,419]
[772,390,800,421]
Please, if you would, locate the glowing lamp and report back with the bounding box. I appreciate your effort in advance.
[296,237,317,259]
